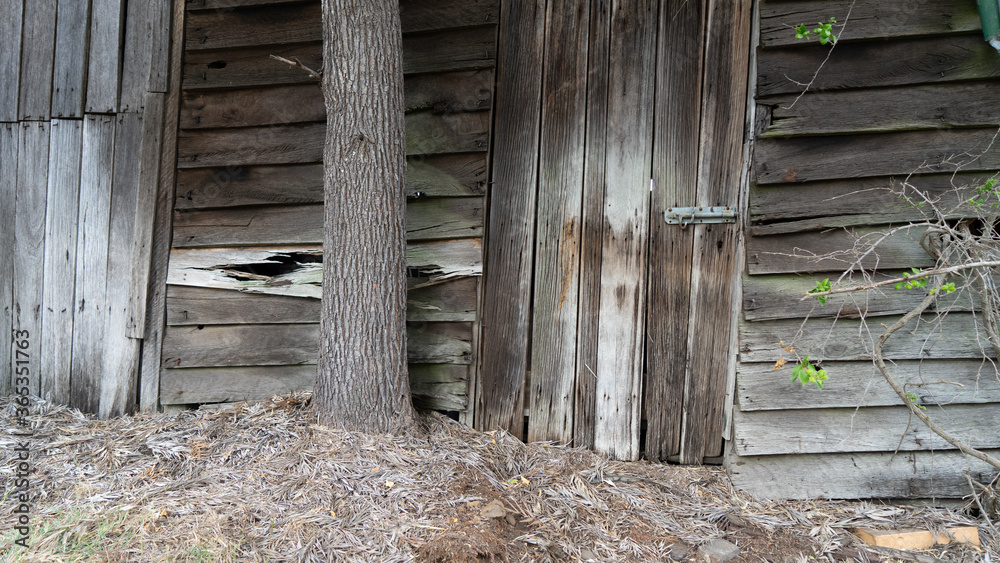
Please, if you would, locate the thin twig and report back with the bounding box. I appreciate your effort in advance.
[269,54,322,80]
[800,260,1000,301]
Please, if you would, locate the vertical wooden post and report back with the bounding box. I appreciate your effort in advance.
[680,0,752,463]
[478,0,546,439]
[528,0,590,444]
[645,0,706,462]
[0,124,17,395]
[592,0,657,461]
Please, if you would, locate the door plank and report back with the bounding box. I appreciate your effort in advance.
[527,0,590,444]
[592,0,657,461]
[86,0,126,113]
[40,120,83,404]
[13,123,50,396]
[644,0,705,461]
[0,125,16,395]
[18,0,57,120]
[0,1,24,120]
[51,0,90,117]
[477,0,546,439]
[681,0,753,463]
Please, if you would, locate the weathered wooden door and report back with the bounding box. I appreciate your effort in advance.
[477,0,752,463]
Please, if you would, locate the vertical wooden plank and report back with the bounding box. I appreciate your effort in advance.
[128,93,165,338]
[71,114,116,413]
[140,0,183,413]
[12,122,51,396]
[148,0,172,93]
[86,0,125,113]
[40,120,83,404]
[0,124,17,395]
[477,0,546,439]
[18,0,57,120]
[100,112,143,417]
[0,0,24,121]
[644,0,705,461]
[120,0,153,111]
[592,0,656,461]
[680,0,752,464]
[573,0,611,450]
[50,0,92,117]
[527,0,590,444]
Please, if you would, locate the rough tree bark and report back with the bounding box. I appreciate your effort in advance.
[314,0,415,433]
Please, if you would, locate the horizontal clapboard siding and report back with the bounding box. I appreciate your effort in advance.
[732,0,1000,499]
[162,0,497,412]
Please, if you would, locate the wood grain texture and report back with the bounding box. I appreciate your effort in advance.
[400,0,499,33]
[119,0,154,111]
[727,448,1000,499]
[176,123,325,168]
[127,93,167,338]
[405,111,490,155]
[172,197,482,247]
[746,225,934,275]
[100,112,144,418]
[0,0,24,121]
[526,0,589,444]
[140,0,184,412]
[573,0,611,451]
[160,364,317,404]
[761,82,1000,137]
[477,0,545,439]
[186,0,304,9]
[644,0,704,462]
[40,120,83,404]
[185,1,321,50]
[148,0,172,93]
[161,322,472,368]
[402,26,498,74]
[742,271,977,322]
[165,277,476,325]
[18,0,57,120]
[86,0,125,113]
[71,115,116,413]
[183,42,323,90]
[733,404,1000,455]
[180,84,324,129]
[739,313,989,363]
[592,0,656,462]
[757,33,1000,97]
[13,123,50,395]
[409,364,469,411]
[755,128,1000,185]
[680,0,752,464]
[406,154,488,198]
[738,359,1000,411]
[759,0,981,48]
[404,70,494,114]
[50,0,91,117]
[0,125,17,394]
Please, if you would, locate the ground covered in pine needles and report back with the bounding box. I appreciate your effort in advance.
[1,394,996,562]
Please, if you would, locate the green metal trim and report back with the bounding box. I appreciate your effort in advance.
[977,0,1000,51]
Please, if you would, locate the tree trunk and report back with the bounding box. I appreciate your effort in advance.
[315,0,415,433]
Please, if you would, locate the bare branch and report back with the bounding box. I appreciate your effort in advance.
[269,54,322,80]
[800,260,1000,301]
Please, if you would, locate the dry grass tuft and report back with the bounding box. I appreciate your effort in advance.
[1,394,995,562]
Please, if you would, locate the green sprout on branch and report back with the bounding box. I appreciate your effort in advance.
[792,356,828,389]
[795,17,838,45]
[905,392,927,410]
[809,278,831,305]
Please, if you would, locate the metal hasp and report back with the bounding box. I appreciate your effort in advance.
[978,0,1000,53]
[664,206,737,228]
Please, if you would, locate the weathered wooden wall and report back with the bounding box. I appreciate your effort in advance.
[1,0,176,417]
[159,0,497,412]
[729,0,1000,498]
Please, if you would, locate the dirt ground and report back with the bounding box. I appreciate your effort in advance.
[1,394,995,562]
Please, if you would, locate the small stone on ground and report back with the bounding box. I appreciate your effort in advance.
[698,538,740,562]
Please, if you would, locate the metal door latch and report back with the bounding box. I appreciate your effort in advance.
[664,206,736,228]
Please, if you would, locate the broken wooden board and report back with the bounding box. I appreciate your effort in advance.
[727,448,1000,499]
[854,526,980,550]
[739,359,1000,411]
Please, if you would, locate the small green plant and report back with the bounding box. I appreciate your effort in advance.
[895,268,928,290]
[808,278,831,305]
[792,356,828,389]
[969,177,1000,210]
[795,17,838,45]
[905,392,927,410]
